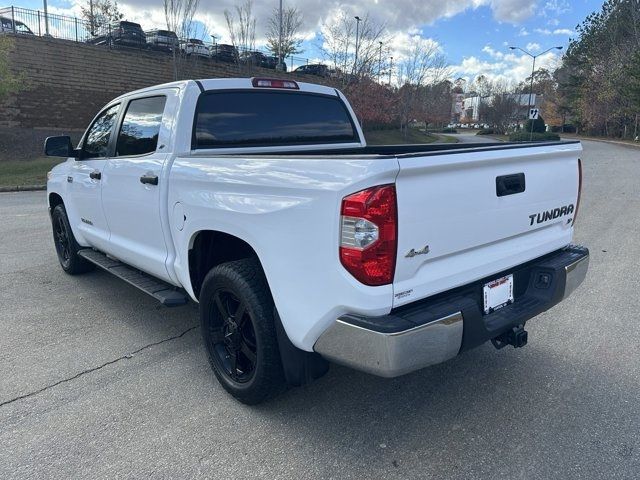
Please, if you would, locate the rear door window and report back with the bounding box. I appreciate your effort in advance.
[193,91,358,149]
[116,96,166,156]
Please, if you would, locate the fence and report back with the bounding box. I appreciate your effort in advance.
[0,6,312,69]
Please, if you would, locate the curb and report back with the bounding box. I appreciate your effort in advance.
[0,185,46,193]
[562,136,640,149]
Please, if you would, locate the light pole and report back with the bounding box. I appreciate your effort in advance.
[378,41,383,83]
[211,34,217,54]
[509,45,563,139]
[353,16,361,76]
[43,0,50,36]
[277,0,284,70]
[388,56,393,86]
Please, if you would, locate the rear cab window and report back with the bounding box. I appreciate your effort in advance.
[192,90,359,149]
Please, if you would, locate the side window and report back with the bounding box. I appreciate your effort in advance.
[116,96,167,156]
[83,104,120,158]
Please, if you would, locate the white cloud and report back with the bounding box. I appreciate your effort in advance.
[518,27,530,36]
[482,45,504,59]
[526,42,541,52]
[535,27,575,36]
[46,0,541,43]
[452,48,562,84]
[553,28,574,36]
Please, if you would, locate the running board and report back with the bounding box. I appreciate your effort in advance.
[78,249,188,307]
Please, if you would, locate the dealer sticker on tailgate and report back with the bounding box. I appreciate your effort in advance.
[483,274,514,314]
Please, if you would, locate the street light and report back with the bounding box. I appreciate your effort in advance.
[43,0,50,36]
[509,45,563,139]
[277,0,284,71]
[378,41,383,82]
[354,16,361,76]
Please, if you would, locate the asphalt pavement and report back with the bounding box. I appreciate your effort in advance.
[440,131,502,143]
[1,140,639,479]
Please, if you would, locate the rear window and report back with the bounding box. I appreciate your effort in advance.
[193,91,358,149]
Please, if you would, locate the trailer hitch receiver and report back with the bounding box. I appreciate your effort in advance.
[491,325,528,349]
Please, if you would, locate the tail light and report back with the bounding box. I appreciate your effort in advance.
[340,185,397,286]
[572,158,582,225]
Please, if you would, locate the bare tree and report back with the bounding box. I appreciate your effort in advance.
[477,80,521,134]
[164,0,200,80]
[81,0,123,36]
[265,4,303,65]
[225,0,256,63]
[321,12,388,82]
[395,37,450,135]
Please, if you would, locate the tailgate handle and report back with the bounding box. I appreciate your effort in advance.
[496,173,525,197]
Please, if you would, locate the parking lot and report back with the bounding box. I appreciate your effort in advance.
[1,139,638,479]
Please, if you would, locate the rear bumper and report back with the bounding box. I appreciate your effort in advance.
[314,245,589,377]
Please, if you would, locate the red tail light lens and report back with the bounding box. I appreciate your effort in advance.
[339,185,397,286]
[572,158,582,225]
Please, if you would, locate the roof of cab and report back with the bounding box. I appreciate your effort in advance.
[111,78,337,104]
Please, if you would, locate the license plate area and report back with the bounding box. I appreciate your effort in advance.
[483,274,514,314]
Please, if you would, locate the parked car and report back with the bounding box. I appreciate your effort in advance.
[210,43,237,63]
[260,55,287,71]
[181,38,209,56]
[239,50,267,67]
[44,77,588,405]
[293,64,330,77]
[0,16,34,34]
[87,21,146,48]
[145,29,179,52]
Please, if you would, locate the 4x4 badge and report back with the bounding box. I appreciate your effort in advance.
[405,245,430,258]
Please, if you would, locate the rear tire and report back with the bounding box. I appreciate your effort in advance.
[199,258,286,404]
[51,204,94,275]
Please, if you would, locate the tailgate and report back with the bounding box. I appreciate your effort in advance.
[393,142,582,307]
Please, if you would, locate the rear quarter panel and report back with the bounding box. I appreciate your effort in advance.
[168,155,399,351]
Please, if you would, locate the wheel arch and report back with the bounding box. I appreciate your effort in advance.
[48,192,64,209]
[188,229,265,301]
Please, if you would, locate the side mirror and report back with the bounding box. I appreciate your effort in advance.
[44,136,78,157]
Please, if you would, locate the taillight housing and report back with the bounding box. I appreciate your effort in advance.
[572,158,582,225]
[339,185,397,286]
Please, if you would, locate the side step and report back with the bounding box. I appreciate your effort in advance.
[78,249,188,307]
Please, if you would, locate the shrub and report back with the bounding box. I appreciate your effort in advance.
[441,127,457,133]
[509,132,561,142]
[524,116,546,133]
[476,128,495,135]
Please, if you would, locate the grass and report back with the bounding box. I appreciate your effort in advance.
[365,128,439,145]
[0,157,62,187]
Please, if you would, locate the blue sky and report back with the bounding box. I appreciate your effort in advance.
[10,0,604,83]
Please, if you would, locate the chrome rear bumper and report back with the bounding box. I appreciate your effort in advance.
[314,245,589,377]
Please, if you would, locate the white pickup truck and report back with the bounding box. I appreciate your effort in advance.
[45,78,589,404]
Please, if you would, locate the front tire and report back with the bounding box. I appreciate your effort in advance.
[51,204,94,275]
[199,258,286,404]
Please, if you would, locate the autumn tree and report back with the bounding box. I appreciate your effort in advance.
[558,0,640,137]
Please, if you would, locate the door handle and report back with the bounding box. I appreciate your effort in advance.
[496,173,525,197]
[89,171,102,180]
[140,174,158,186]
